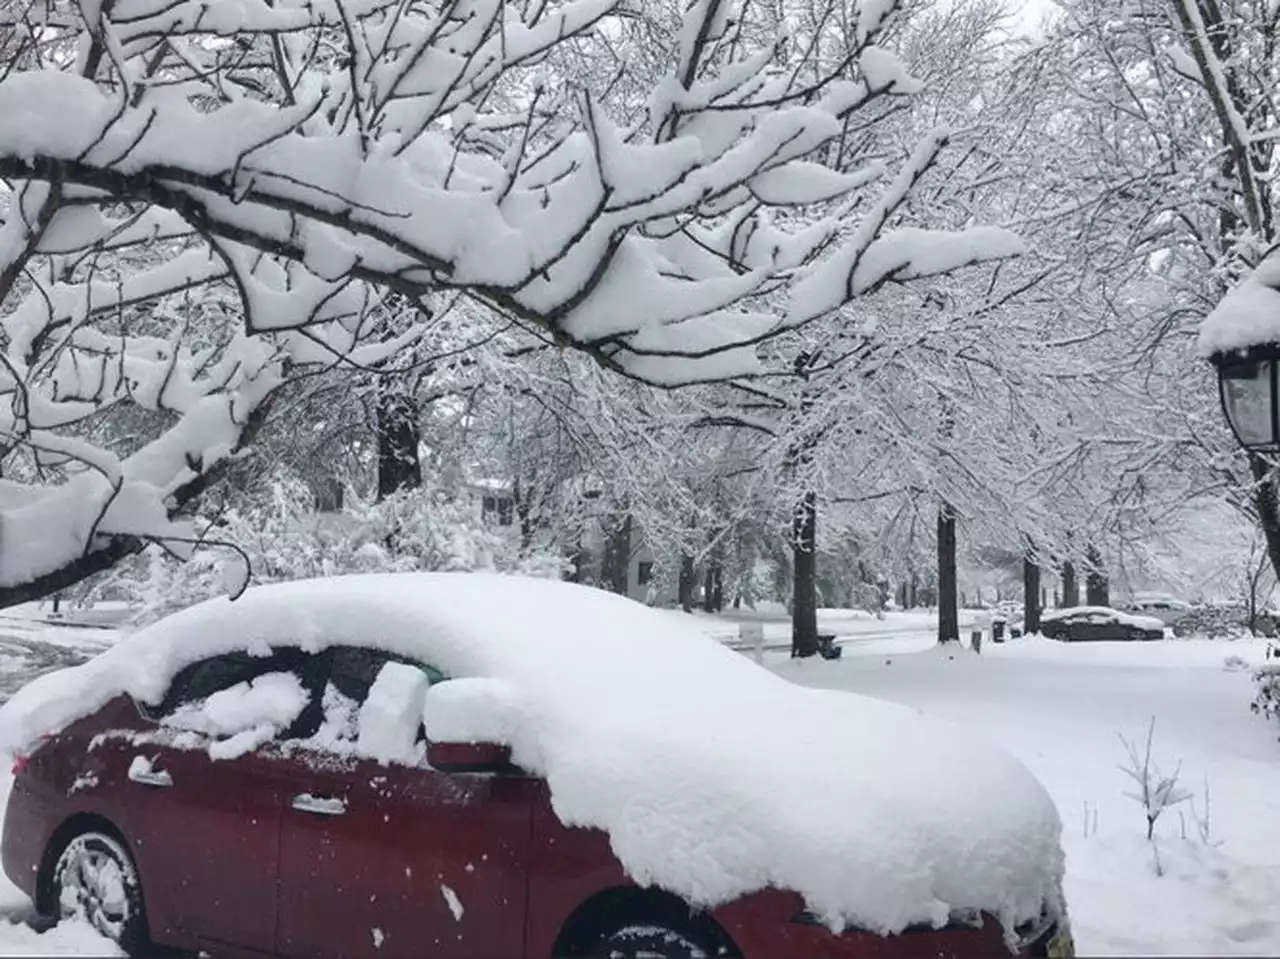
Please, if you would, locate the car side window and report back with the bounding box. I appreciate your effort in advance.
[327,647,443,701]
[306,646,446,758]
[144,648,329,744]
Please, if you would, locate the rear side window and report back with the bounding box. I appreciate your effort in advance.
[144,648,327,738]
[168,652,283,708]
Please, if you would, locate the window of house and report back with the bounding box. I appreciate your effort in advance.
[637,561,654,586]
[482,494,514,526]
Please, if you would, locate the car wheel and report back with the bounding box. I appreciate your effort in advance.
[51,830,148,953]
[587,922,717,958]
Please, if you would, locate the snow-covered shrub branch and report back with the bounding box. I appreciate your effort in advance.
[83,472,566,625]
[1253,644,1280,736]
[1118,717,1191,843]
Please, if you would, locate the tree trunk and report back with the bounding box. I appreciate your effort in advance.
[513,481,535,550]
[567,538,588,584]
[1023,552,1041,635]
[702,561,724,613]
[1061,560,1079,608]
[375,389,421,500]
[937,501,959,643]
[678,553,695,613]
[601,513,632,596]
[791,490,819,657]
[1085,545,1109,607]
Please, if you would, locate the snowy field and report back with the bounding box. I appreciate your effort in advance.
[0,608,1275,956]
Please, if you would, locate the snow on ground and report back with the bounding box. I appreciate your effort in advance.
[746,618,1280,957]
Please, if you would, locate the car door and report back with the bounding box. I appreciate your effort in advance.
[1060,613,1100,642]
[1085,612,1126,641]
[274,647,539,959]
[85,648,327,955]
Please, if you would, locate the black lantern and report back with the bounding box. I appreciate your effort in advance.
[1211,346,1280,451]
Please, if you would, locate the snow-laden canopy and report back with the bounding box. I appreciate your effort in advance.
[1199,251,1280,357]
[0,572,1064,938]
[0,0,1026,606]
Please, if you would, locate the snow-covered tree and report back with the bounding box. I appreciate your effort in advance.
[0,0,1027,605]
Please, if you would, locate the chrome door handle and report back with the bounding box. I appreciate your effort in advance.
[128,764,172,788]
[291,793,346,816]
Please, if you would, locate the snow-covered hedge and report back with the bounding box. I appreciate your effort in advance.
[82,476,566,625]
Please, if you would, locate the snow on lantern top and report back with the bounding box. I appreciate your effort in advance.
[1199,250,1280,359]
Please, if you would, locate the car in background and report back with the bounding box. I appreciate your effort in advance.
[1039,606,1165,642]
[1126,593,1192,627]
[0,574,1073,959]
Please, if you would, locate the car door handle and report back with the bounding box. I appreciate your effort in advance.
[128,765,172,788]
[291,793,346,816]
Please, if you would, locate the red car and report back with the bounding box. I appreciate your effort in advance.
[0,575,1074,958]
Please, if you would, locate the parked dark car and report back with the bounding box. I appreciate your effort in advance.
[1039,607,1165,643]
[1,575,1074,959]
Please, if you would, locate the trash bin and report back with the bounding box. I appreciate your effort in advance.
[992,619,1006,643]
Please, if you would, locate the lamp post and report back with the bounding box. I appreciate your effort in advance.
[1203,252,1280,450]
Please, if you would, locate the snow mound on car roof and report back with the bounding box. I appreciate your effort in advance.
[0,573,1064,937]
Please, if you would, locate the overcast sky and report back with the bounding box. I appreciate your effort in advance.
[1012,0,1056,34]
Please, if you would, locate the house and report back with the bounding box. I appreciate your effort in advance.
[463,477,676,606]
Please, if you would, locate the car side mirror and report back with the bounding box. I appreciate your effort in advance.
[423,677,523,774]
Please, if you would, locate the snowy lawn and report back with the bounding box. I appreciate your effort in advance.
[762,630,1280,956]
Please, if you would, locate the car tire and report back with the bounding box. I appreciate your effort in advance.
[586,922,719,958]
[49,830,149,954]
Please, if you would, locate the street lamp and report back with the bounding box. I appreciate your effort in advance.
[1211,347,1280,451]
[1202,252,1280,451]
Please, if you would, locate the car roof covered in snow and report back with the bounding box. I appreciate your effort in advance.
[0,573,1064,938]
[1040,605,1164,630]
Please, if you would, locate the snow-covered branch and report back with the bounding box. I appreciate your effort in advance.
[0,0,1026,603]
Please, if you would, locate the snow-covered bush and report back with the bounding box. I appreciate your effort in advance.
[1171,605,1253,639]
[85,475,566,625]
[1118,718,1191,843]
[1117,718,1193,878]
[1252,644,1280,734]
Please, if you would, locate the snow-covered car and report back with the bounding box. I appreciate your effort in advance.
[1126,594,1192,627]
[1039,606,1165,642]
[0,574,1073,959]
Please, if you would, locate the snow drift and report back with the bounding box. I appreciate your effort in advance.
[0,573,1065,937]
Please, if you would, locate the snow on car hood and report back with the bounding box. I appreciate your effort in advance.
[0,573,1064,936]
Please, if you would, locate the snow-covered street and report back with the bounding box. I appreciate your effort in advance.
[0,610,1275,955]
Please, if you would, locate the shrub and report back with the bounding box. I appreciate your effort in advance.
[81,475,567,625]
[1252,643,1280,731]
